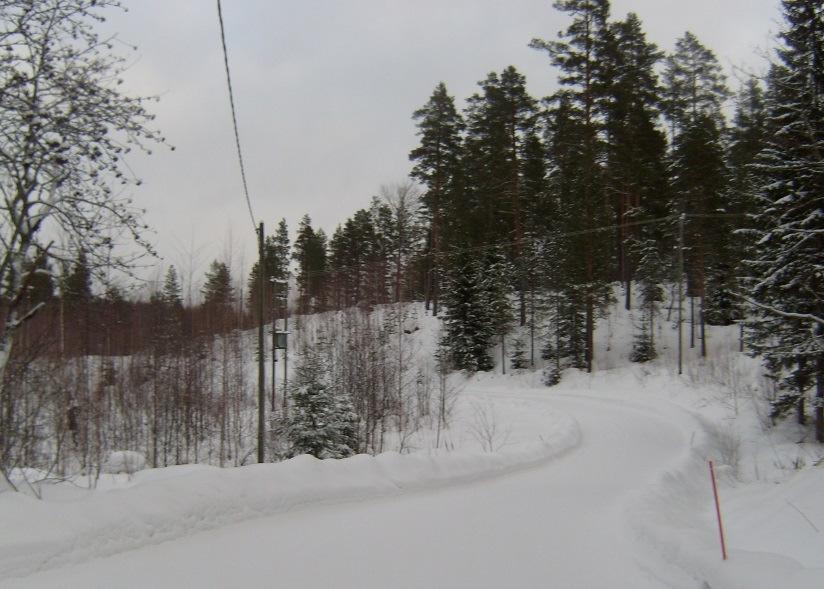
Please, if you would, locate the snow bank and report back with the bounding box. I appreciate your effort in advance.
[625,410,824,589]
[0,408,579,580]
[100,451,147,475]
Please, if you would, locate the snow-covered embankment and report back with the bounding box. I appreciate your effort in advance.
[0,398,579,580]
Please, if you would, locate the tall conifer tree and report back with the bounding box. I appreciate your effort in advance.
[746,0,824,441]
[531,0,613,372]
[601,13,668,310]
[410,83,464,315]
[664,32,730,353]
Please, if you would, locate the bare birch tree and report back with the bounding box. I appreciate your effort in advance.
[0,0,166,487]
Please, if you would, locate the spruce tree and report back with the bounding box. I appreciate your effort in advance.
[286,341,357,459]
[441,252,493,372]
[478,248,515,372]
[510,336,529,370]
[202,260,234,330]
[746,0,824,441]
[62,250,94,353]
[156,265,183,351]
[630,237,664,362]
[63,250,93,309]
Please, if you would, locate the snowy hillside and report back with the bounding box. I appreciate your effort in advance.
[2,298,823,588]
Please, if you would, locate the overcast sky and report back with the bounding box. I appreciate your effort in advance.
[104,0,781,290]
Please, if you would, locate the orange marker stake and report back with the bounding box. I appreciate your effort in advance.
[709,460,728,561]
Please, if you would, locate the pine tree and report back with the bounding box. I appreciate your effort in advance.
[410,83,465,315]
[663,31,730,351]
[247,219,290,317]
[328,208,387,309]
[662,31,731,135]
[706,78,769,326]
[540,95,590,375]
[293,215,328,314]
[461,67,538,326]
[745,0,824,441]
[669,113,729,342]
[601,12,669,310]
[531,0,614,372]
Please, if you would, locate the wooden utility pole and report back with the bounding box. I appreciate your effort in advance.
[257,222,266,463]
[282,281,289,418]
[677,213,685,375]
[271,278,278,413]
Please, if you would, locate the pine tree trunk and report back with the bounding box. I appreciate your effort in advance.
[690,296,695,349]
[700,295,707,358]
[625,279,631,312]
[585,296,594,373]
[797,358,807,426]
[501,333,506,375]
[816,356,823,443]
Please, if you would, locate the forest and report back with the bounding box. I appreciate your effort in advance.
[0,0,821,487]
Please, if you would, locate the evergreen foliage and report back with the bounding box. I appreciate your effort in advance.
[510,336,529,370]
[662,32,731,133]
[601,13,669,309]
[531,0,614,372]
[247,219,290,315]
[293,215,328,314]
[410,83,464,315]
[441,253,494,372]
[285,341,357,459]
[745,0,824,440]
[201,261,234,331]
[664,32,731,336]
[63,251,94,308]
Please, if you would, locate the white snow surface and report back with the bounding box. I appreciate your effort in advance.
[0,386,579,583]
[2,301,824,588]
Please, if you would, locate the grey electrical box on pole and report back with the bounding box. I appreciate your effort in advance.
[274,331,289,350]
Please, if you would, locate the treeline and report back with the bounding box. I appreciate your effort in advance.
[286,0,822,436]
[2,0,821,480]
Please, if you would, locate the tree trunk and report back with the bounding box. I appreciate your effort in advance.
[816,355,823,443]
[700,295,707,358]
[585,296,594,373]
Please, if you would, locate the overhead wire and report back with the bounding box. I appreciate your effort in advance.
[216,0,257,231]
[296,210,753,281]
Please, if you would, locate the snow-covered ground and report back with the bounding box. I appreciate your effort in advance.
[2,300,823,588]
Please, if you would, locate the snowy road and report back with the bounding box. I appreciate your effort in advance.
[5,393,692,588]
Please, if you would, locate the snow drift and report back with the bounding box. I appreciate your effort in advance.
[0,407,579,580]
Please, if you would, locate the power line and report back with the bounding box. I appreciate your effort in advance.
[296,210,751,281]
[300,214,680,280]
[216,0,257,231]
